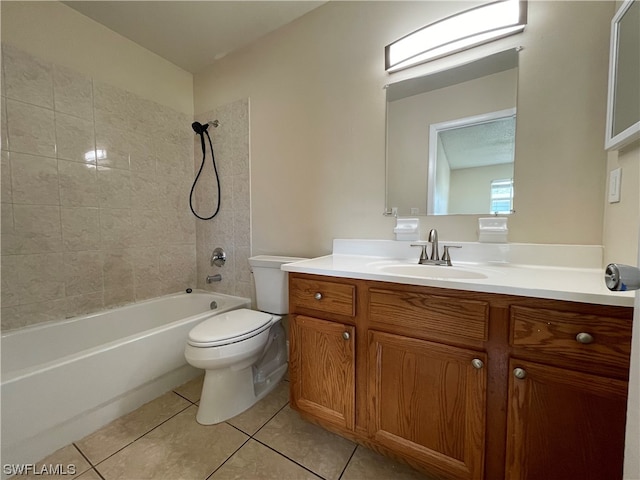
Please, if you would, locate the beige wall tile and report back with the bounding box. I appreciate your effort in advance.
[102,249,134,291]
[1,150,11,203]
[6,99,56,157]
[130,173,158,210]
[55,112,95,163]
[10,152,59,205]
[2,252,65,306]
[6,204,62,254]
[2,44,53,109]
[61,207,101,251]
[100,208,134,249]
[58,160,98,207]
[103,285,135,309]
[97,167,131,209]
[64,251,104,295]
[94,122,132,170]
[53,65,93,120]
[1,46,196,330]
[1,298,67,330]
[65,291,104,319]
[1,97,8,151]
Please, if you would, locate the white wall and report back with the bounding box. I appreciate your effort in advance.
[194,1,613,257]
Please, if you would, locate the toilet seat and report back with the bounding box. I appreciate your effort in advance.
[187,309,274,348]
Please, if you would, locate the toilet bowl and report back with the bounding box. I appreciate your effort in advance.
[184,255,306,425]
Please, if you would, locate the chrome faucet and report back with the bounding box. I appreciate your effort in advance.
[411,229,461,266]
[428,229,439,261]
[206,274,222,283]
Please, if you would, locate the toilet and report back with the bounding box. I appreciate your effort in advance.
[184,255,306,425]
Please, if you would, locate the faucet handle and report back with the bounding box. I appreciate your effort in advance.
[442,245,462,266]
[411,244,429,263]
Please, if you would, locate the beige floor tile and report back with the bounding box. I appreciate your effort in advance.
[96,405,248,480]
[75,469,103,480]
[76,391,191,464]
[254,406,356,480]
[12,445,91,480]
[173,374,204,403]
[210,439,321,480]
[226,380,290,435]
[341,446,435,480]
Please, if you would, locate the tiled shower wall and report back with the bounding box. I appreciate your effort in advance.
[0,44,197,330]
[194,100,252,300]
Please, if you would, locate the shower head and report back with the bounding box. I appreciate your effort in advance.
[192,121,209,135]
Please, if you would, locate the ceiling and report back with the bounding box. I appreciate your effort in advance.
[63,1,326,73]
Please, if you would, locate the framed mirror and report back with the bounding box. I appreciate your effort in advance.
[385,48,519,216]
[605,0,640,151]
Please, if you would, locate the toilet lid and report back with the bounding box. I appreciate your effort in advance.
[187,309,274,347]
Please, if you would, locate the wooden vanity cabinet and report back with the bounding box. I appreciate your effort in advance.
[288,273,633,480]
[505,304,633,480]
[288,276,359,432]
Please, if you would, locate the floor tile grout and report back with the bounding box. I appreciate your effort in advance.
[337,444,358,480]
[251,438,328,480]
[80,401,194,471]
[203,437,252,480]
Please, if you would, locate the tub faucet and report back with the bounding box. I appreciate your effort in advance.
[206,274,222,284]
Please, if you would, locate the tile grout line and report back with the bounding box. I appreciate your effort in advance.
[71,443,102,479]
[251,437,328,480]
[203,437,252,480]
[81,398,193,470]
[337,444,358,480]
[172,389,198,405]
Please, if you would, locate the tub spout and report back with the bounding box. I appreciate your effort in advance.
[206,274,222,284]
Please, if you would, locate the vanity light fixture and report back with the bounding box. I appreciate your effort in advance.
[385,0,527,72]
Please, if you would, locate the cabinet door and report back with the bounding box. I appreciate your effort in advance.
[368,330,487,480]
[290,315,355,431]
[505,358,628,480]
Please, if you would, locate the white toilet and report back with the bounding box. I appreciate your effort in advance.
[184,255,306,425]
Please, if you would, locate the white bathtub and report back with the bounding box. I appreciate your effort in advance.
[1,291,251,469]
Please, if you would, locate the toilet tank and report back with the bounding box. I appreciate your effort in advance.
[249,255,307,314]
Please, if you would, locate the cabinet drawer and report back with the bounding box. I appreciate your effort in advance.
[510,306,632,374]
[290,278,356,317]
[368,288,489,343]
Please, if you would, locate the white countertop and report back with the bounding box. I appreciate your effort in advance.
[282,240,635,307]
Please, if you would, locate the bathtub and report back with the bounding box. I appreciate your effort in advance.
[1,291,251,469]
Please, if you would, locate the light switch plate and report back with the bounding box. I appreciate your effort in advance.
[608,167,622,203]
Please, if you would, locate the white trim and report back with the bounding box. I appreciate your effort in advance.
[605,0,640,151]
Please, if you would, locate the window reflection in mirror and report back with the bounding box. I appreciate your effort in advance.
[429,109,515,215]
[386,48,519,216]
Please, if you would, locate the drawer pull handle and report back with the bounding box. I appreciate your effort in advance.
[576,332,594,344]
[342,332,350,340]
[471,358,484,369]
[314,292,323,300]
[514,368,527,379]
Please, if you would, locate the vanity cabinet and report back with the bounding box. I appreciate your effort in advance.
[287,273,633,480]
[505,305,632,480]
[289,277,357,432]
[368,331,487,480]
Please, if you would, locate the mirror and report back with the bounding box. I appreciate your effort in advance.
[386,48,519,216]
[605,0,640,150]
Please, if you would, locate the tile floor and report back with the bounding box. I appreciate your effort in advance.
[24,376,433,480]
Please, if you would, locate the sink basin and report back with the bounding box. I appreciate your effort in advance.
[377,264,488,279]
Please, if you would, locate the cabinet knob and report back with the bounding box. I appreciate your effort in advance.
[575,332,594,344]
[342,331,350,340]
[471,358,484,369]
[314,292,322,300]
[513,368,527,379]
